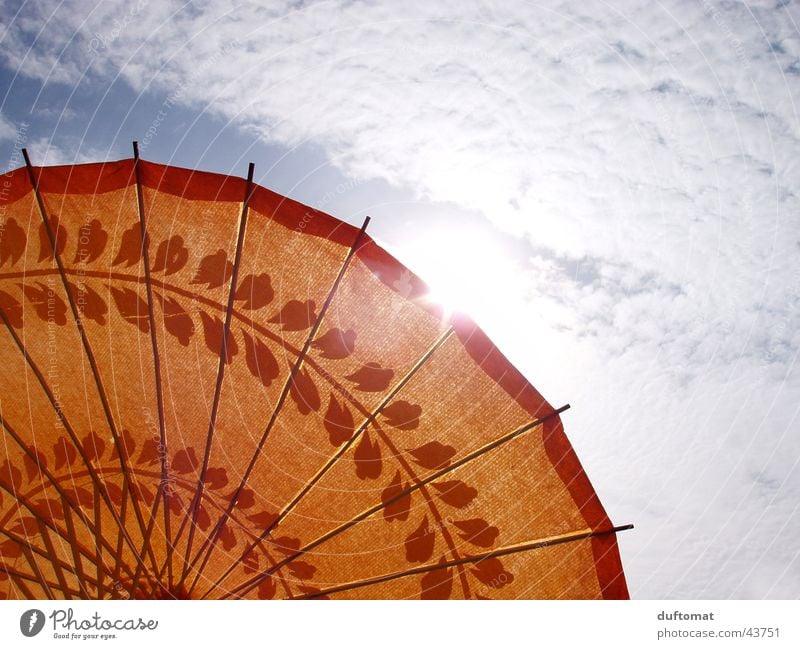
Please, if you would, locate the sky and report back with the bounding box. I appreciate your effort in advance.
[0,0,798,598]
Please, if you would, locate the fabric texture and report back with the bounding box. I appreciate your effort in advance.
[0,158,628,600]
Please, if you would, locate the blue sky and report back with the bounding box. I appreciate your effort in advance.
[1,0,799,598]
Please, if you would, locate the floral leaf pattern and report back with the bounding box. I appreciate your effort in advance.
[268,299,317,331]
[112,222,142,267]
[81,432,106,463]
[431,480,477,509]
[0,461,22,489]
[173,448,199,475]
[354,431,382,480]
[234,273,273,310]
[288,366,321,415]
[345,362,394,392]
[381,401,422,430]
[38,216,66,262]
[242,329,279,387]
[69,281,107,325]
[405,515,435,563]
[155,292,195,345]
[199,311,238,363]
[0,213,521,601]
[21,282,67,326]
[0,217,26,266]
[73,220,108,264]
[419,559,453,599]
[407,441,456,470]
[257,576,276,600]
[381,470,411,522]
[0,290,23,327]
[110,286,149,333]
[470,557,513,588]
[452,519,499,548]
[53,437,77,470]
[152,235,189,275]
[191,249,232,289]
[323,394,354,446]
[311,328,356,359]
[219,523,237,551]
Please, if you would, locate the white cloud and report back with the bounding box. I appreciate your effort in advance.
[0,111,16,141]
[2,0,799,597]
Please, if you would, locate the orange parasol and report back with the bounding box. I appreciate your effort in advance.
[0,144,630,600]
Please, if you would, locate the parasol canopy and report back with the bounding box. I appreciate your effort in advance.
[0,145,630,599]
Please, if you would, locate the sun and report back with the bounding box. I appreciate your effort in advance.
[391,220,520,327]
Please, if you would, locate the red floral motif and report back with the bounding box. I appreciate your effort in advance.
[199,311,239,363]
[112,223,142,267]
[257,576,277,599]
[155,292,194,345]
[38,216,66,262]
[353,431,382,480]
[0,218,26,266]
[420,558,453,599]
[268,299,317,331]
[53,437,77,470]
[311,328,356,359]
[191,249,232,289]
[0,219,518,601]
[407,441,456,470]
[73,220,108,264]
[381,401,422,430]
[234,273,273,310]
[345,362,393,392]
[241,329,279,387]
[22,446,47,482]
[288,365,321,415]
[405,515,435,563]
[381,470,411,522]
[431,480,477,509]
[173,448,199,474]
[470,557,513,588]
[152,235,189,275]
[0,290,23,327]
[452,519,499,548]
[69,281,107,325]
[110,286,149,333]
[21,282,67,326]
[323,394,354,446]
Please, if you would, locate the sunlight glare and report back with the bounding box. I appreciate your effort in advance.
[395,223,521,328]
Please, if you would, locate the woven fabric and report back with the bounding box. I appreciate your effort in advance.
[0,158,628,599]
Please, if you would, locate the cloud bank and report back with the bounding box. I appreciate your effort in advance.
[1,0,799,597]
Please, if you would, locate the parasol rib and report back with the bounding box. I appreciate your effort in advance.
[21,543,54,598]
[112,487,131,592]
[2,565,37,598]
[228,404,570,598]
[129,141,174,592]
[21,149,158,575]
[195,327,458,598]
[0,563,89,598]
[369,419,473,598]
[60,493,92,597]
[294,525,634,599]
[178,161,256,587]
[36,517,73,600]
[0,413,137,579]
[179,215,372,589]
[0,481,130,586]
[0,266,390,420]
[0,308,150,581]
[0,526,111,588]
[93,485,104,596]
